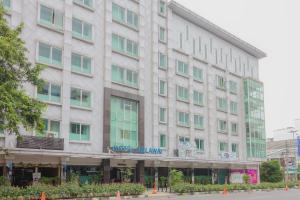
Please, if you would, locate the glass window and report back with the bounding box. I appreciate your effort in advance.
[194,115,204,129]
[230,101,238,114]
[159,79,167,96]
[159,52,167,69]
[73,0,93,8]
[127,10,138,28]
[176,60,188,76]
[112,3,125,23]
[69,122,90,141]
[159,26,166,42]
[1,0,11,10]
[72,17,93,41]
[159,107,167,123]
[111,65,138,88]
[110,97,138,148]
[112,34,138,58]
[37,82,61,103]
[193,67,203,82]
[177,111,189,127]
[193,91,203,106]
[160,134,166,148]
[219,142,228,152]
[38,119,60,138]
[229,80,238,94]
[179,136,190,144]
[176,85,189,102]
[195,139,204,151]
[39,5,63,30]
[70,88,91,108]
[159,0,166,15]
[217,119,227,133]
[217,97,227,112]
[71,53,92,74]
[216,75,226,90]
[231,123,238,135]
[232,143,238,154]
[38,42,62,67]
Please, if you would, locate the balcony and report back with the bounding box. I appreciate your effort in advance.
[17,136,64,150]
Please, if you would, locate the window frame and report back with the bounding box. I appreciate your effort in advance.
[69,122,91,142]
[217,119,227,133]
[159,26,166,43]
[193,90,204,106]
[195,138,204,152]
[112,33,139,58]
[71,52,92,75]
[176,60,189,77]
[72,17,93,42]
[70,87,92,109]
[216,97,227,112]
[159,133,167,148]
[36,41,63,68]
[193,66,203,82]
[194,114,204,130]
[111,64,139,88]
[36,81,62,104]
[159,107,167,124]
[73,0,94,10]
[112,3,139,30]
[158,0,167,16]
[159,52,167,69]
[177,111,190,127]
[176,85,189,102]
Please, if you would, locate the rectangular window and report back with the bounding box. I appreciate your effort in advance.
[159,79,167,96]
[38,119,60,138]
[159,107,167,123]
[72,17,93,41]
[217,119,227,133]
[38,42,62,67]
[112,3,138,29]
[193,67,203,82]
[110,97,138,148]
[160,134,167,148]
[176,85,189,102]
[219,142,228,152]
[216,75,226,90]
[195,138,204,151]
[69,122,90,141]
[1,0,11,10]
[177,111,190,127]
[179,136,190,144]
[176,60,188,76]
[112,34,139,58]
[217,97,227,112]
[231,122,238,135]
[159,26,166,42]
[230,101,238,114]
[111,65,138,88]
[37,82,61,103]
[193,91,203,106]
[159,0,166,15]
[232,143,239,155]
[194,115,204,129]
[229,80,238,94]
[70,88,91,108]
[179,33,183,49]
[71,53,92,74]
[159,52,167,69]
[73,0,93,9]
[39,5,63,31]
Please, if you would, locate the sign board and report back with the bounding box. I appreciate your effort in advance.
[219,152,238,161]
[230,172,243,184]
[111,146,162,154]
[177,142,197,158]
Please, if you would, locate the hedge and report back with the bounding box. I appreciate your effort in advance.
[0,183,145,199]
[172,182,300,194]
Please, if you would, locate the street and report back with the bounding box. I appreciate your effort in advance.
[134,190,300,200]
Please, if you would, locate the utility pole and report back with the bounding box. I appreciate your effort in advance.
[288,128,298,181]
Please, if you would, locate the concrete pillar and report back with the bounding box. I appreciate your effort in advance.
[135,160,145,184]
[103,159,111,184]
[191,168,195,184]
[4,158,13,184]
[154,167,158,188]
[60,157,69,183]
[257,164,261,184]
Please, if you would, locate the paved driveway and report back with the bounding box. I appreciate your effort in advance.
[134,190,300,200]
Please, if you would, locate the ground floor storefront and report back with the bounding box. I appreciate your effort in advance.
[0,149,260,186]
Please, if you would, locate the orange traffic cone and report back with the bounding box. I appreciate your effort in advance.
[222,187,228,195]
[152,182,157,194]
[41,192,46,200]
[285,184,288,191]
[116,191,121,200]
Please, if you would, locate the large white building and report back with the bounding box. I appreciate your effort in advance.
[0,0,266,185]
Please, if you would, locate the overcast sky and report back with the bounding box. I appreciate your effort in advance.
[176,0,300,138]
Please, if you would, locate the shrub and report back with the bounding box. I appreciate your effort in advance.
[0,176,10,186]
[260,160,284,182]
[243,174,250,184]
[0,183,145,199]
[169,169,184,186]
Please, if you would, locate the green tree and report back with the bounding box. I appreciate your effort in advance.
[0,7,45,137]
[260,160,284,183]
[169,169,184,186]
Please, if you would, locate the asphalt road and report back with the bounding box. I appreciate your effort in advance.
[135,190,300,200]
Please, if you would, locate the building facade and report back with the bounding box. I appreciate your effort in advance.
[0,0,266,186]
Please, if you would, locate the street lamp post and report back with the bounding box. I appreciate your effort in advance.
[287,127,298,181]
